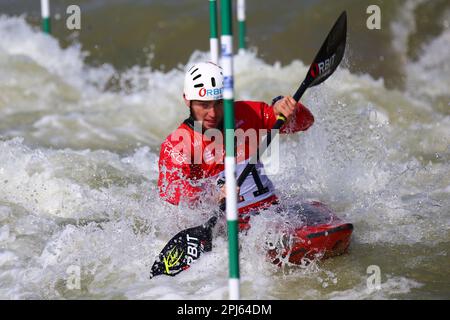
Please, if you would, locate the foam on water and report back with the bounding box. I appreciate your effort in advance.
[0,15,187,151]
[406,27,450,107]
[0,13,449,299]
[390,0,427,58]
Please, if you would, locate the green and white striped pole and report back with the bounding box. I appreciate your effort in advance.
[221,0,240,300]
[209,0,219,64]
[237,0,246,54]
[41,0,51,34]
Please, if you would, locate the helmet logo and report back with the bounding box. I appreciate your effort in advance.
[197,88,223,98]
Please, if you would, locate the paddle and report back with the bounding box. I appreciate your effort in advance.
[149,11,347,279]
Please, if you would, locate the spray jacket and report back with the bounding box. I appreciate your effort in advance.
[158,100,314,224]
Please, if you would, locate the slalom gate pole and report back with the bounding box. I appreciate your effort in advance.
[220,0,240,300]
[237,0,246,53]
[41,0,51,34]
[209,0,219,64]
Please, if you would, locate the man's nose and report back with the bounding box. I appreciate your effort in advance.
[208,105,217,117]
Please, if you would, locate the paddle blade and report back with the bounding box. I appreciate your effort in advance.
[294,11,347,101]
[149,216,217,278]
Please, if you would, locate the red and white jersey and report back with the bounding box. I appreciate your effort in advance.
[158,100,314,213]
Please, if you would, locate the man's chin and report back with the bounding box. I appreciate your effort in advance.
[203,121,218,130]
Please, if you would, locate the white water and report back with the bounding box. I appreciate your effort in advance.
[0,14,449,299]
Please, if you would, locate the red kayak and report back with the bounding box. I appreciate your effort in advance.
[264,201,353,265]
[150,201,352,278]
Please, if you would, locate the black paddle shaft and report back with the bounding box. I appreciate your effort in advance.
[221,11,347,211]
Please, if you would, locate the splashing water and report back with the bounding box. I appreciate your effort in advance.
[0,5,449,300]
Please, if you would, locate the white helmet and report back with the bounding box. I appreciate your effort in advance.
[184,62,224,101]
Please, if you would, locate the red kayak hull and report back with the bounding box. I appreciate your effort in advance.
[265,201,353,265]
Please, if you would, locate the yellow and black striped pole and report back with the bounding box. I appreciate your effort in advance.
[221,0,240,300]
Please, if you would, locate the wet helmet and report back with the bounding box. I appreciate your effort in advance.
[184,62,224,101]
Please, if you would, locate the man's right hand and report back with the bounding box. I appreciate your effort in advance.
[219,185,242,205]
[273,95,297,124]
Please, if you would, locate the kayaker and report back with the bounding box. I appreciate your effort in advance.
[158,61,314,230]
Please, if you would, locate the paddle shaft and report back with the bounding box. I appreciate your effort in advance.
[235,80,310,189]
[226,9,348,203]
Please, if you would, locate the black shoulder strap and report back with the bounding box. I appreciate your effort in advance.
[183,116,196,130]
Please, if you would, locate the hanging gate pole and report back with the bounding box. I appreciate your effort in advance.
[41,0,51,34]
[237,0,246,53]
[220,0,240,300]
[209,0,219,64]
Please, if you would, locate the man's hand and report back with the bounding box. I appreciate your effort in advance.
[273,96,297,124]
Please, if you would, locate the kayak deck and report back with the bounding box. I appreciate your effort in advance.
[266,201,353,265]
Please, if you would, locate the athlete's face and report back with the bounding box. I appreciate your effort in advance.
[185,97,224,130]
